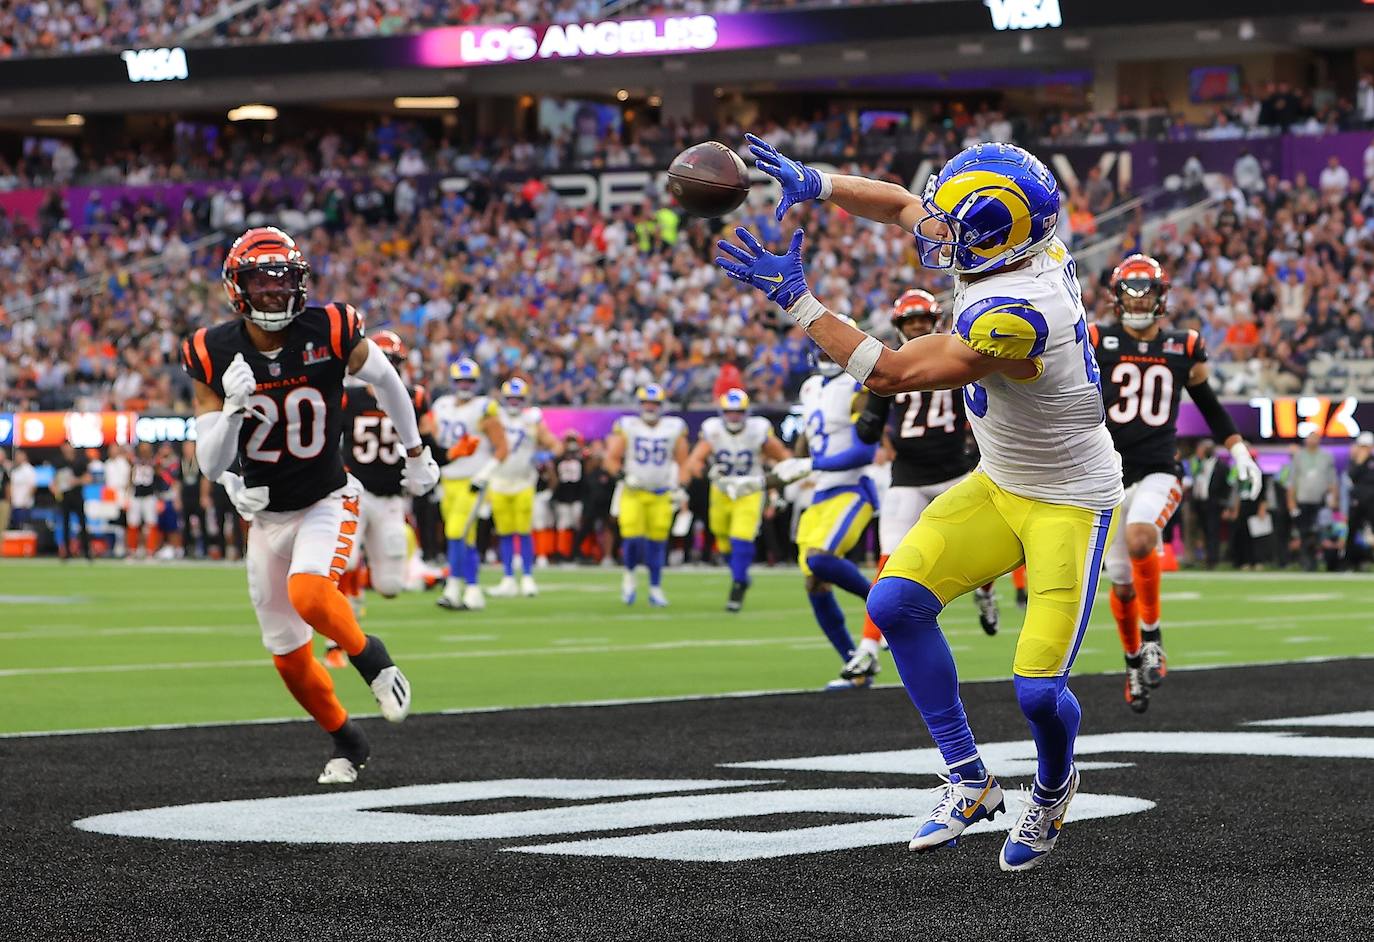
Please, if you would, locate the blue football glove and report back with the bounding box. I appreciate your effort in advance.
[715,227,810,311]
[746,132,826,221]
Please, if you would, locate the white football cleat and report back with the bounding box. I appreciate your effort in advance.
[621,571,637,605]
[462,584,486,611]
[370,665,412,723]
[908,773,1005,851]
[520,575,538,597]
[648,586,668,608]
[999,767,1080,872]
[488,576,518,597]
[437,579,465,610]
[318,757,360,785]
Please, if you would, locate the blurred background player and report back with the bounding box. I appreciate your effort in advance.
[178,441,207,559]
[1093,254,1260,712]
[427,358,509,612]
[328,330,428,666]
[550,430,586,563]
[686,388,791,612]
[841,289,1000,689]
[186,226,438,783]
[769,321,880,688]
[127,443,161,560]
[604,384,688,606]
[488,378,562,598]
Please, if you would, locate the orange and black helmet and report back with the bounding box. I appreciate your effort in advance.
[891,289,944,338]
[1110,254,1170,327]
[222,226,311,331]
[373,329,407,366]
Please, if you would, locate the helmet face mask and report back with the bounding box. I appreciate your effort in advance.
[636,384,666,423]
[501,379,528,415]
[450,358,481,401]
[1111,255,1170,330]
[718,388,750,432]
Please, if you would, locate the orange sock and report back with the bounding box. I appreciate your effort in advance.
[126,526,140,555]
[1110,591,1140,656]
[273,641,347,731]
[287,573,368,656]
[860,554,890,644]
[557,530,574,558]
[1132,552,1162,626]
[1011,565,1027,591]
[147,527,162,554]
[337,568,359,599]
[534,529,556,559]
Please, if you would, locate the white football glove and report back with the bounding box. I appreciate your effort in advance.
[218,471,270,521]
[669,487,689,510]
[1230,442,1263,501]
[221,353,257,416]
[772,457,813,485]
[731,477,764,499]
[469,458,499,491]
[624,471,651,492]
[401,446,440,497]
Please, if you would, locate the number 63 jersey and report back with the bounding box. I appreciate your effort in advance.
[1090,322,1207,486]
[952,239,1122,510]
[182,303,364,513]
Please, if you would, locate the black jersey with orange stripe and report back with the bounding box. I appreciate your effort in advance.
[181,303,365,512]
[1090,322,1207,485]
[341,383,427,497]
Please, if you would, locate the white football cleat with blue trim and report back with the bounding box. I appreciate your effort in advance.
[648,586,669,607]
[621,571,637,605]
[908,773,1005,851]
[999,767,1080,871]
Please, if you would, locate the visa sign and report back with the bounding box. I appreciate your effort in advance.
[121,46,189,83]
[986,0,1062,30]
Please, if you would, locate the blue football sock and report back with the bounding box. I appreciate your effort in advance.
[499,535,515,577]
[867,577,981,771]
[519,535,534,575]
[807,589,854,661]
[807,553,871,599]
[645,540,666,587]
[623,536,643,571]
[462,540,480,584]
[729,538,754,584]
[446,539,465,584]
[1015,675,1079,802]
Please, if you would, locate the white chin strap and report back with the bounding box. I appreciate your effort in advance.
[246,297,301,332]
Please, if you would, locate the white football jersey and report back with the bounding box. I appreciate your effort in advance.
[799,373,870,492]
[617,414,687,493]
[490,406,544,494]
[700,415,773,484]
[429,394,499,480]
[951,238,1122,510]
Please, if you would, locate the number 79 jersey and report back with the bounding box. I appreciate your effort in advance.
[182,304,363,513]
[1090,322,1206,485]
[951,239,1122,510]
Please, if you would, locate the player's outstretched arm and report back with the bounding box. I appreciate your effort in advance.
[684,439,713,480]
[1187,360,1260,497]
[603,431,626,477]
[348,338,439,495]
[761,435,791,464]
[191,377,242,483]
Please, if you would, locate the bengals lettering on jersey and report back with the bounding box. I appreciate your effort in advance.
[182,303,364,512]
[1091,323,1206,485]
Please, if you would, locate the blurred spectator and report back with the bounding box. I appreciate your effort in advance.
[1286,432,1339,570]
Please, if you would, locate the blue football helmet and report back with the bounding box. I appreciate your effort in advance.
[914,143,1060,276]
[500,377,529,414]
[718,388,750,432]
[450,358,481,400]
[637,384,667,424]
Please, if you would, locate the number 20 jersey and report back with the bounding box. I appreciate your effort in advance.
[951,239,1122,510]
[182,303,363,512]
[1091,322,1206,485]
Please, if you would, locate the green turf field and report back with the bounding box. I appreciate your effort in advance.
[1,560,1371,735]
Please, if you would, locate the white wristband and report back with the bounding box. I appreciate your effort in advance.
[788,292,827,328]
[845,335,885,385]
[817,172,833,201]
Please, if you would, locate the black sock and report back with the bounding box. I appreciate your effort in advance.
[1141,627,1162,644]
[350,635,394,686]
[329,718,370,765]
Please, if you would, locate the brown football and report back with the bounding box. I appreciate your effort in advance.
[666,141,750,217]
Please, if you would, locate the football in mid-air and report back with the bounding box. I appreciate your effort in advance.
[666,141,750,217]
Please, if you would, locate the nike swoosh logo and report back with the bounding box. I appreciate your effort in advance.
[989,328,1016,339]
[794,167,805,181]
[961,782,994,818]
[759,274,785,284]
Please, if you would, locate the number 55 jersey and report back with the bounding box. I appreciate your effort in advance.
[182,303,364,512]
[952,239,1122,511]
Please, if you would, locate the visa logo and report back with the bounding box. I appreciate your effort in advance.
[986,0,1062,31]
[121,47,189,83]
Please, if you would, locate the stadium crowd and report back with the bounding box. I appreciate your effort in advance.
[3,135,1374,415]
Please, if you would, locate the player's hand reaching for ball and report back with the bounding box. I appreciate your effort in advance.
[402,446,441,497]
[222,353,257,415]
[746,133,828,221]
[716,227,811,311]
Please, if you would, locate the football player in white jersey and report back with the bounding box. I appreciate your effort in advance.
[768,322,882,682]
[719,138,1122,871]
[604,384,689,607]
[488,378,562,599]
[425,358,509,611]
[685,388,791,611]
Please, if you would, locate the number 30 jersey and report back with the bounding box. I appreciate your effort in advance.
[952,239,1122,510]
[700,415,773,485]
[616,414,687,493]
[1091,322,1206,486]
[182,303,363,512]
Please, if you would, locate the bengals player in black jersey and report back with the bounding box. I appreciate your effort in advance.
[834,289,1000,690]
[1092,254,1261,712]
[183,226,440,783]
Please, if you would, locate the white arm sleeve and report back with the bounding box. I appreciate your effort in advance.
[351,338,422,451]
[195,410,242,482]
